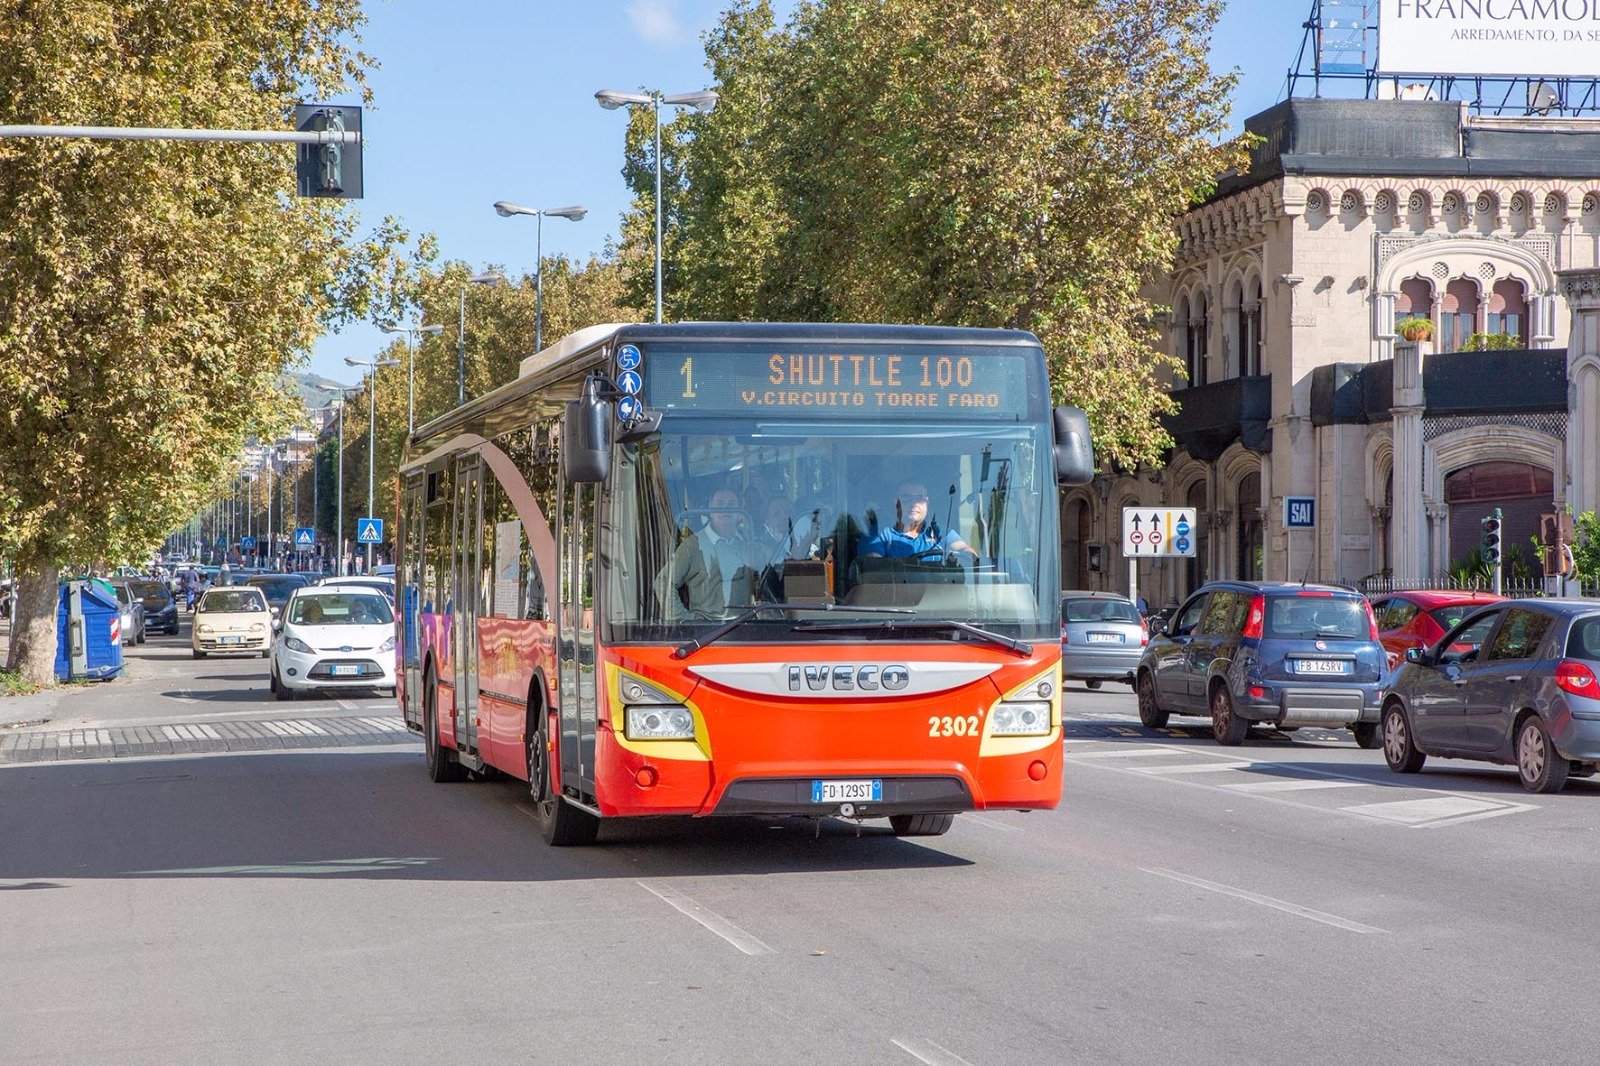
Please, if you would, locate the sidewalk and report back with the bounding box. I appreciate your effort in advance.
[0,619,129,728]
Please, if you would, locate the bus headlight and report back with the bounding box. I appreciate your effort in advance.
[991,701,1052,737]
[625,704,695,741]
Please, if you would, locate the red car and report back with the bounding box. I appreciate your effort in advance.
[1368,590,1503,668]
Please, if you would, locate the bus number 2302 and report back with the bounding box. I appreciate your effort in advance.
[929,715,982,737]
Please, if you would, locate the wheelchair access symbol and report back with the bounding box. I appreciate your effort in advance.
[616,344,642,372]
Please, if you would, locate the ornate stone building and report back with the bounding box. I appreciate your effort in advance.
[1063,99,1600,604]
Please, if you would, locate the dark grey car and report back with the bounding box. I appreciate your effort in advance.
[1382,600,1600,793]
[1060,591,1145,688]
[1135,581,1387,747]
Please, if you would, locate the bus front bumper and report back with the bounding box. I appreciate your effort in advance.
[709,775,974,818]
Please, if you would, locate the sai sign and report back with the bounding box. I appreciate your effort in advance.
[1284,496,1317,530]
[1121,507,1198,558]
[1377,0,1600,79]
[356,517,384,545]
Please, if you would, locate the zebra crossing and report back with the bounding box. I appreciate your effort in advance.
[0,713,415,765]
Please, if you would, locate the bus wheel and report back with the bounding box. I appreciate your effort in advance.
[527,710,598,847]
[424,670,464,784]
[889,813,954,837]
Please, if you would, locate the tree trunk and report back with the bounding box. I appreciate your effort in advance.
[6,565,61,686]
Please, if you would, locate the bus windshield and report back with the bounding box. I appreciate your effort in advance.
[603,415,1059,643]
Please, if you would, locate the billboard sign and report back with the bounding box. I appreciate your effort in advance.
[1377,0,1600,78]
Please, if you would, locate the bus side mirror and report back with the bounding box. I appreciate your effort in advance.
[563,376,612,484]
[1052,406,1094,486]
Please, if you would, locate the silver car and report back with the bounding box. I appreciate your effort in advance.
[1382,600,1600,793]
[1061,591,1146,689]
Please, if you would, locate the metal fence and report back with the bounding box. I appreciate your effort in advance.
[1354,575,1598,600]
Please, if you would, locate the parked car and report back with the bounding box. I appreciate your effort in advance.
[113,578,177,636]
[1381,600,1600,793]
[270,587,397,699]
[110,582,147,646]
[1060,591,1146,688]
[1370,589,1502,669]
[191,586,272,659]
[244,573,311,615]
[1135,581,1388,747]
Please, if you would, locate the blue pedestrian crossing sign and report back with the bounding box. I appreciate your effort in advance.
[356,517,384,544]
[1284,496,1317,529]
[294,527,315,548]
[240,536,257,550]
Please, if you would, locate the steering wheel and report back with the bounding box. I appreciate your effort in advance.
[908,548,947,563]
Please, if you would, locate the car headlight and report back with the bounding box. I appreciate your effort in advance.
[197,624,213,635]
[625,704,695,741]
[380,636,396,652]
[249,622,265,632]
[283,636,313,654]
[990,700,1052,737]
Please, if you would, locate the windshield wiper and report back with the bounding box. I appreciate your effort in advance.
[790,618,1034,657]
[672,602,914,660]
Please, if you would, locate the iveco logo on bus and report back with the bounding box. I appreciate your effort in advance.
[788,664,910,692]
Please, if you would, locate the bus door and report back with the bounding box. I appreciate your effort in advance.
[558,480,597,799]
[452,457,482,754]
[401,474,426,730]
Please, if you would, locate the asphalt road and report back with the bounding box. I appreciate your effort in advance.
[4,622,1600,1063]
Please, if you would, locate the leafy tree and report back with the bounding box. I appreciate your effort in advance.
[616,0,1244,468]
[0,1,391,683]
[1573,511,1600,584]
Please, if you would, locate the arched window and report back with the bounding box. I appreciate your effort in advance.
[1396,276,1434,333]
[1174,295,1191,389]
[1487,278,1529,345]
[1242,277,1263,376]
[1225,278,1244,379]
[1184,480,1207,594]
[1440,278,1480,352]
[1186,292,1208,387]
[1236,472,1263,580]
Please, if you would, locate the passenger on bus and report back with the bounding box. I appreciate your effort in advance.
[656,487,763,618]
[856,480,975,561]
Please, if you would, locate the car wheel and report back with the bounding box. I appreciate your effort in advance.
[424,669,465,784]
[1085,679,1102,691]
[527,706,596,845]
[1516,716,1569,794]
[192,650,205,659]
[274,672,295,701]
[1383,703,1426,774]
[1211,685,1248,746]
[1137,671,1169,729]
[890,813,955,837]
[1352,722,1382,750]
[136,626,146,645]
[268,668,277,694]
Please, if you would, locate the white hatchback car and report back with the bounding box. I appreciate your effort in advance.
[192,587,271,658]
[270,588,397,700]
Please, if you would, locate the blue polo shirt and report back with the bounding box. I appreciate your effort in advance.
[856,523,961,559]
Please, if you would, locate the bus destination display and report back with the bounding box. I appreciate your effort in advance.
[640,346,1036,417]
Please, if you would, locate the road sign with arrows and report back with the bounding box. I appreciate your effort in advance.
[1122,507,1198,558]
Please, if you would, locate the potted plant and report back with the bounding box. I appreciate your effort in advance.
[1395,316,1434,343]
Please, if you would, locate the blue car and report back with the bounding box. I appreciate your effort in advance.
[1382,599,1600,793]
[1136,581,1388,747]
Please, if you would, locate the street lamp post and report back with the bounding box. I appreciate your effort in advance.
[377,321,443,436]
[492,202,586,351]
[345,355,400,573]
[595,88,717,323]
[457,271,503,405]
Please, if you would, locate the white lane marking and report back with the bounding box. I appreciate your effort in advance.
[336,698,360,712]
[959,813,1019,832]
[1225,779,1368,793]
[893,1038,975,1066]
[1339,796,1525,828]
[1067,747,1200,759]
[635,880,776,957]
[1134,762,1252,775]
[1141,867,1386,935]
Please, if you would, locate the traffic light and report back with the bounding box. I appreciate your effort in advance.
[294,104,363,199]
[1480,510,1503,565]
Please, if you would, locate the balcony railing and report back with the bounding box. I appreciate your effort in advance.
[1162,375,1272,461]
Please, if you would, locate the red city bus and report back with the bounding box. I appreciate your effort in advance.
[397,322,1094,845]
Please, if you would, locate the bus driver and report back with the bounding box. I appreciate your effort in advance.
[856,480,976,562]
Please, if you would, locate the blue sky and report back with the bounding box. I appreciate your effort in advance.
[307,0,1309,382]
